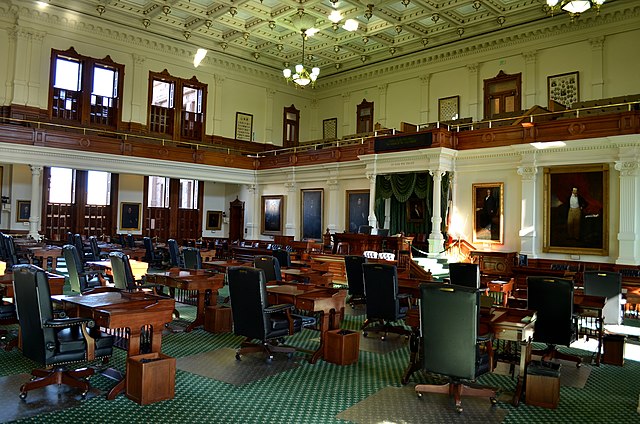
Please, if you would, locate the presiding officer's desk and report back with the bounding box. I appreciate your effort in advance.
[402,304,537,406]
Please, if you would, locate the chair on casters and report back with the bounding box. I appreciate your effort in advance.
[167,239,182,268]
[415,283,497,413]
[182,247,202,270]
[272,249,291,268]
[13,264,114,400]
[448,263,481,289]
[253,255,282,284]
[227,266,302,363]
[63,245,104,293]
[361,263,411,340]
[344,255,367,308]
[143,237,165,269]
[527,276,582,367]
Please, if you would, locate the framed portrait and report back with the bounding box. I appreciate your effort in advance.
[345,190,370,233]
[548,71,579,109]
[438,95,460,121]
[323,118,337,140]
[17,200,30,222]
[301,189,323,240]
[543,164,609,255]
[120,202,141,231]
[261,195,284,235]
[235,112,253,141]
[472,182,504,244]
[406,197,426,223]
[206,211,222,231]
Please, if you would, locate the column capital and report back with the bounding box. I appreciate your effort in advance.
[419,74,431,85]
[467,63,479,74]
[246,184,256,193]
[266,88,276,99]
[517,166,537,180]
[615,160,640,176]
[327,179,339,190]
[132,53,146,65]
[590,36,605,50]
[522,50,537,64]
[29,165,43,175]
[341,92,350,100]
[284,182,297,192]
[365,172,377,181]
[429,169,445,179]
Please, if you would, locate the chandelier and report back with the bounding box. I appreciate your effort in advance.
[283,32,320,88]
[546,0,606,16]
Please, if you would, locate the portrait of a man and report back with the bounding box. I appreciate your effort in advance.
[262,195,284,235]
[346,191,369,233]
[302,189,323,240]
[17,200,31,222]
[206,211,222,231]
[472,183,503,243]
[120,202,141,231]
[407,198,425,223]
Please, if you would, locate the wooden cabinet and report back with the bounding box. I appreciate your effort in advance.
[470,250,516,277]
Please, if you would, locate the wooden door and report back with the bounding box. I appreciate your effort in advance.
[228,198,244,242]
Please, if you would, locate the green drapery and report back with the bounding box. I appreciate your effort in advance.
[375,173,433,234]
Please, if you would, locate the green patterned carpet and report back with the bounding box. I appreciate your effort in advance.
[2,277,640,423]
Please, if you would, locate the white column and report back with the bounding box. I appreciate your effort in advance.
[212,75,225,135]
[419,74,431,123]
[327,175,339,232]
[384,198,391,230]
[517,164,538,257]
[467,63,479,120]
[615,154,640,264]
[27,31,44,106]
[341,92,351,136]
[130,54,146,123]
[265,89,275,143]
[590,37,605,100]
[428,169,445,256]
[284,181,298,238]
[522,51,537,109]
[377,84,387,128]
[245,184,258,239]
[309,98,319,140]
[367,173,377,229]
[28,165,43,240]
[9,27,30,105]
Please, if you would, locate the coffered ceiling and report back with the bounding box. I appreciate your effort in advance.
[37,0,618,76]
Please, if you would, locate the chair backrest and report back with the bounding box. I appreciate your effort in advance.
[63,244,85,293]
[3,234,18,267]
[228,266,268,340]
[13,265,55,364]
[167,239,181,267]
[421,283,480,379]
[335,242,350,255]
[344,255,367,296]
[125,234,135,249]
[376,228,389,237]
[448,263,480,289]
[109,251,136,290]
[583,271,622,325]
[253,255,281,282]
[272,249,291,268]
[143,237,156,261]
[362,263,401,321]
[363,250,378,259]
[378,252,396,261]
[182,247,202,270]
[88,236,101,261]
[0,232,7,261]
[527,276,575,346]
[358,225,373,235]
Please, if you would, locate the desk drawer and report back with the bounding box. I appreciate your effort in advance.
[296,298,315,311]
[495,328,519,341]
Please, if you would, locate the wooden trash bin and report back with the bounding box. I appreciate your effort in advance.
[603,334,626,366]
[525,360,561,409]
[126,352,176,405]
[204,305,233,333]
[324,329,360,365]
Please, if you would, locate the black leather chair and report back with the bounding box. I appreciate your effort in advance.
[72,234,93,262]
[361,263,411,340]
[448,262,480,289]
[108,251,139,291]
[527,276,582,366]
[143,237,165,268]
[415,283,496,413]
[583,271,622,325]
[376,228,389,237]
[63,244,103,293]
[88,236,109,261]
[272,249,291,268]
[13,264,114,399]
[125,234,135,249]
[228,266,302,363]
[3,234,30,268]
[358,225,373,235]
[167,239,182,268]
[253,255,282,283]
[182,247,202,270]
[344,255,367,308]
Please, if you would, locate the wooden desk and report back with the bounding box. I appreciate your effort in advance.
[55,291,175,400]
[574,293,605,366]
[202,260,248,273]
[0,272,64,297]
[266,284,346,364]
[28,246,64,271]
[145,269,224,332]
[281,268,333,286]
[487,278,515,307]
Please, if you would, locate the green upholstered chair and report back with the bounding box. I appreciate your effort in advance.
[62,244,103,293]
[182,247,202,270]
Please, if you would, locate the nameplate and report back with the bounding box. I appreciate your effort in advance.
[374,132,432,153]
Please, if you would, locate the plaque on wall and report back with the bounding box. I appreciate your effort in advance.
[235,112,253,141]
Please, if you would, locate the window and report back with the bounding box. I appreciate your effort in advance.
[179,179,199,209]
[49,47,124,128]
[148,176,170,208]
[49,167,75,204]
[283,105,299,148]
[86,171,111,205]
[148,70,207,142]
[483,70,521,119]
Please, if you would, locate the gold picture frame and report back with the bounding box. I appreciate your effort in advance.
[261,195,284,236]
[543,164,609,255]
[206,211,222,231]
[301,189,323,240]
[438,95,460,121]
[120,202,142,231]
[17,200,30,222]
[547,71,579,109]
[345,190,370,233]
[472,183,504,244]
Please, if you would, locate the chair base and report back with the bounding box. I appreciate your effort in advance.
[362,318,411,340]
[533,344,582,367]
[235,338,296,363]
[415,380,497,413]
[19,366,95,400]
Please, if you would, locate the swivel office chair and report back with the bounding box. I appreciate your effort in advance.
[344,255,367,308]
[583,271,622,325]
[182,247,202,270]
[448,262,481,289]
[62,244,103,293]
[253,255,282,284]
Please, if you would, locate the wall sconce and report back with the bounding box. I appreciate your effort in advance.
[1,196,9,204]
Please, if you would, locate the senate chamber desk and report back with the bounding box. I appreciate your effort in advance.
[53,291,175,400]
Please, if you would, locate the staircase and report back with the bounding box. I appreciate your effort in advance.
[413,257,450,281]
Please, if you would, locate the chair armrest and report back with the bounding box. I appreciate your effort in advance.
[264,304,294,314]
[43,317,94,328]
